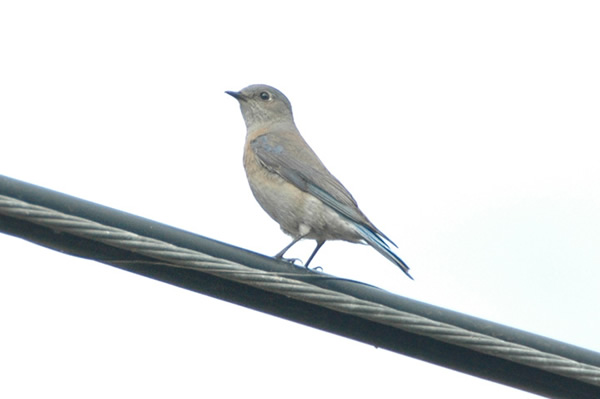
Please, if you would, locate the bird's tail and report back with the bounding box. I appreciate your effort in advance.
[354,224,413,280]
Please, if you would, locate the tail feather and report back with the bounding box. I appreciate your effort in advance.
[354,224,413,280]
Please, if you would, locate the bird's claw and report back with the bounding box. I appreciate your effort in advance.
[278,256,303,266]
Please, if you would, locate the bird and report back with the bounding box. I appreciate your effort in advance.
[226,84,412,279]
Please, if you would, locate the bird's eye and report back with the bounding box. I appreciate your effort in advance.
[259,91,271,101]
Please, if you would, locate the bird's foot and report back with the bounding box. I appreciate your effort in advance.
[276,256,304,266]
[307,265,324,272]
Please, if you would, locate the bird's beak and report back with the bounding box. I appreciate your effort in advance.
[225,90,246,102]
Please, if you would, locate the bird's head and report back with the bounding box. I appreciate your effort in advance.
[226,84,295,129]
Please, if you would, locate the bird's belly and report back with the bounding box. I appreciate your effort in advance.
[245,165,361,243]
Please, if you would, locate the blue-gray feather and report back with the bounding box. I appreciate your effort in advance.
[251,133,412,279]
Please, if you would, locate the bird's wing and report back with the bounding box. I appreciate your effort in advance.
[250,132,394,244]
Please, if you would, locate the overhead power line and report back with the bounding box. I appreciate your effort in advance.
[1,174,600,399]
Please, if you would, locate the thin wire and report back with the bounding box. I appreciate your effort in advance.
[1,193,599,386]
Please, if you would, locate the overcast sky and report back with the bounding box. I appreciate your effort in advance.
[1,1,599,398]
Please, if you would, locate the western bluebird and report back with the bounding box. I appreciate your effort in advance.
[226,84,412,279]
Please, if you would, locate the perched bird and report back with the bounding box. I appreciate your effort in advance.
[226,84,412,279]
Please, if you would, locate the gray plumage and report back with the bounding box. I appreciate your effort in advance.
[226,84,412,279]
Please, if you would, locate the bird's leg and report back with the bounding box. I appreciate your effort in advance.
[275,236,303,264]
[304,240,325,269]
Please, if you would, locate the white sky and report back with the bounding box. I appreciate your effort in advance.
[1,1,599,398]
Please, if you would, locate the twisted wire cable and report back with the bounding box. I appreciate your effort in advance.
[1,193,599,386]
